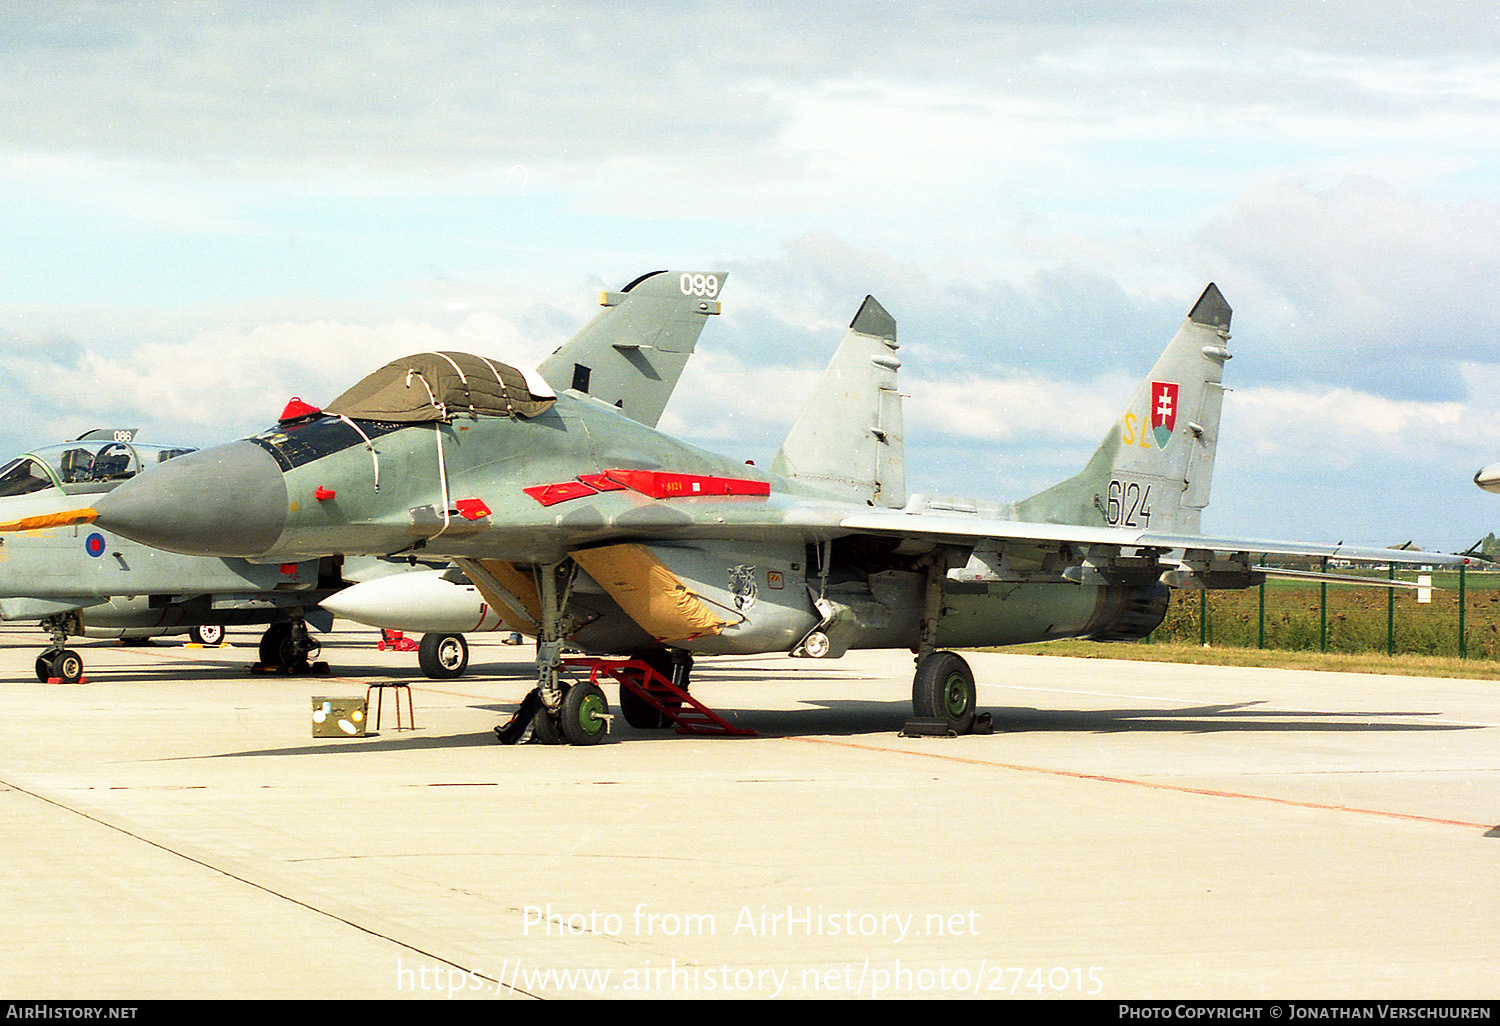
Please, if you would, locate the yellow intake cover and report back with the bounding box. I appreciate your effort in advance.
[463,559,543,635]
[570,544,726,642]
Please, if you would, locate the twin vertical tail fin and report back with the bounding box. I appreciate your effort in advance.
[1013,284,1233,534]
[537,269,727,428]
[771,296,906,508]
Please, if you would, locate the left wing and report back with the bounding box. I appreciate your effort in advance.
[837,505,1474,589]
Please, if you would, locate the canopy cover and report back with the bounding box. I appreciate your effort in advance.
[324,352,555,423]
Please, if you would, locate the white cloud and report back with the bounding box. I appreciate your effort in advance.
[3,4,1500,552]
[904,373,1131,444]
[1229,386,1479,463]
[0,306,575,451]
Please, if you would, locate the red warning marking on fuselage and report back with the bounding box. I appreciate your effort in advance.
[524,470,770,507]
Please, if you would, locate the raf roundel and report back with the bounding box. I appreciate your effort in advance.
[85,532,106,558]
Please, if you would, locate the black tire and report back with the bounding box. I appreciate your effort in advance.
[623,649,687,729]
[191,625,225,646]
[259,622,311,672]
[259,622,291,668]
[619,683,669,729]
[49,649,85,685]
[559,681,610,746]
[36,652,55,682]
[418,633,468,679]
[912,650,976,732]
[530,705,563,745]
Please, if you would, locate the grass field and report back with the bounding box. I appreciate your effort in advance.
[1141,569,1500,660]
[997,638,1500,681]
[973,569,1500,681]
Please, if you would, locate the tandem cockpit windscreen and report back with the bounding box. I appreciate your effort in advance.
[0,430,196,498]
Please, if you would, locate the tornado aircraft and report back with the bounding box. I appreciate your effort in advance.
[9,281,1468,741]
[0,429,340,681]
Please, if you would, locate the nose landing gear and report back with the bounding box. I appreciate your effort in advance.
[35,613,86,684]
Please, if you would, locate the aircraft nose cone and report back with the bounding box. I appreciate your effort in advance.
[94,441,289,557]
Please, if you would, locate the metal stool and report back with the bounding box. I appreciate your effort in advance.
[365,682,415,731]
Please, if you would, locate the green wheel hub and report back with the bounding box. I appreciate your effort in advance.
[560,682,610,745]
[943,673,970,717]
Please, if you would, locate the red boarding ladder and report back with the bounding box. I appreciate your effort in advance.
[560,657,757,737]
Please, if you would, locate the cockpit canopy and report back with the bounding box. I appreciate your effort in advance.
[0,431,196,498]
[323,351,555,424]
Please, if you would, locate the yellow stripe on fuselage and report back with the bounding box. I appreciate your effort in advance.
[0,508,99,533]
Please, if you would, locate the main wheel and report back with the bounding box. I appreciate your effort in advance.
[48,649,85,685]
[191,624,225,645]
[36,651,57,682]
[530,707,563,745]
[418,633,468,679]
[559,681,610,746]
[912,650,976,732]
[622,649,687,729]
[259,622,312,672]
[619,684,669,729]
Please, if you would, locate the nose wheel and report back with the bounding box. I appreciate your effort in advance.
[36,648,85,684]
[494,559,613,746]
[496,679,612,746]
[36,613,86,683]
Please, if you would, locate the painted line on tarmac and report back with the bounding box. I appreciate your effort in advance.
[0,773,542,999]
[794,736,1497,834]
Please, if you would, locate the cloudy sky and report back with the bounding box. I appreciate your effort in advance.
[3,1,1499,551]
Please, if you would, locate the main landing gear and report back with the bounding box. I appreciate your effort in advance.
[189,624,226,646]
[617,649,691,729]
[252,620,328,675]
[417,632,468,679]
[909,650,980,734]
[903,558,988,736]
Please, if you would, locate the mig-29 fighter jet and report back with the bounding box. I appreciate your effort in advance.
[18,281,1469,738]
[323,267,728,678]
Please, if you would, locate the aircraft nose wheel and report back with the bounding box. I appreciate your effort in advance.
[559,681,610,745]
[495,681,613,746]
[37,648,85,684]
[255,621,325,675]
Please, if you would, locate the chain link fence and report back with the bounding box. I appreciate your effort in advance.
[1146,566,1500,659]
